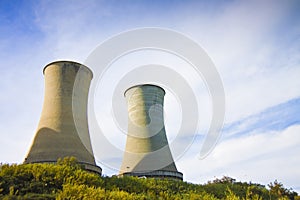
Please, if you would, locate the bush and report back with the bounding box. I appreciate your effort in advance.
[0,158,298,199]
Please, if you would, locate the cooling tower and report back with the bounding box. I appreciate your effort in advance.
[120,84,183,180]
[24,61,101,174]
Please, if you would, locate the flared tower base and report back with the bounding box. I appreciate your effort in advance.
[121,170,183,180]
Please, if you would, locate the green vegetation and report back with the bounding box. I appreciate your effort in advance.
[0,157,298,199]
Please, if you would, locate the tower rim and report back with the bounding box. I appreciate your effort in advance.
[43,60,93,78]
[124,84,165,97]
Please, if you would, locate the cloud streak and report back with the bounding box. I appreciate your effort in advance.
[223,97,300,138]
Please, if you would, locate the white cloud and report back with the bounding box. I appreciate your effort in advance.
[224,66,300,122]
[168,0,300,123]
[177,125,300,191]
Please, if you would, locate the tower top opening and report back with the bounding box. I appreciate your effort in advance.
[124,84,165,97]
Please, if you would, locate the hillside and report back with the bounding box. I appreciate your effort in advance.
[0,157,298,200]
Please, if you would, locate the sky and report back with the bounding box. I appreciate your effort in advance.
[0,0,300,192]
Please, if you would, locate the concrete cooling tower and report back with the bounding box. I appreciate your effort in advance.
[120,84,183,180]
[24,61,101,174]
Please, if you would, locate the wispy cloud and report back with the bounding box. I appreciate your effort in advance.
[223,97,300,138]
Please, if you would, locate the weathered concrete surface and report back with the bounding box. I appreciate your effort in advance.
[24,61,101,174]
[120,84,183,180]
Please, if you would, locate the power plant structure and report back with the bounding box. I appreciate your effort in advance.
[24,61,101,174]
[119,84,183,180]
[24,61,183,180]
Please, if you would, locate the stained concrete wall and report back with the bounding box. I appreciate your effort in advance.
[24,61,101,174]
[120,84,182,180]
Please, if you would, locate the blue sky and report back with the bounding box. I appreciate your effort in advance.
[0,0,300,192]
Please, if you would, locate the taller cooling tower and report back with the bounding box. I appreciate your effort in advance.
[24,61,101,174]
[120,84,183,180]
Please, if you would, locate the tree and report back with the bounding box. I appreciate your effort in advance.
[268,180,298,200]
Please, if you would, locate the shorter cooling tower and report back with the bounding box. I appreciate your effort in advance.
[24,61,101,174]
[120,84,183,180]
